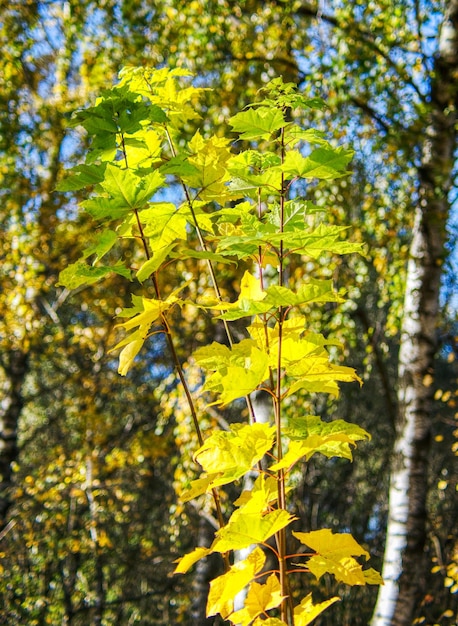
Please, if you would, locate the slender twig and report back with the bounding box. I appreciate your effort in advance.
[163,126,259,423]
[274,122,293,625]
[118,128,228,541]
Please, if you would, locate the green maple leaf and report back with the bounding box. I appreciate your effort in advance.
[282,146,354,179]
[57,260,130,289]
[56,163,107,191]
[229,106,287,140]
[82,165,164,220]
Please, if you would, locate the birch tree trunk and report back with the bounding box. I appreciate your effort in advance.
[371,2,458,624]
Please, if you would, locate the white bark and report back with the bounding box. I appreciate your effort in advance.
[371,210,434,625]
[371,2,458,624]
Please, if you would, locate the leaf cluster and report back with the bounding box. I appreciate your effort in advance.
[57,66,381,625]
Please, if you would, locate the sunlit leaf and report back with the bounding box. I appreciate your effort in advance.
[179,474,220,502]
[282,146,354,180]
[294,529,369,561]
[207,547,266,618]
[269,417,371,469]
[212,508,295,552]
[194,422,275,487]
[229,106,286,140]
[293,529,382,586]
[230,573,285,625]
[253,617,287,626]
[56,163,106,191]
[82,229,118,263]
[233,474,278,512]
[193,339,270,405]
[182,131,238,202]
[81,164,165,221]
[293,593,340,626]
[140,203,188,251]
[217,277,343,321]
[135,245,176,282]
[57,260,130,289]
[306,555,368,585]
[110,294,179,375]
[173,546,212,574]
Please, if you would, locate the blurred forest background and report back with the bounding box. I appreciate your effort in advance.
[0,1,457,625]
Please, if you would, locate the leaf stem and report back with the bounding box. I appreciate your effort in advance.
[275,123,293,625]
[163,126,259,423]
[119,128,228,555]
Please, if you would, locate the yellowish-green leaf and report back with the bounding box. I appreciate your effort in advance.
[253,617,288,626]
[233,474,278,512]
[229,106,286,140]
[102,163,163,209]
[265,281,344,307]
[282,146,353,180]
[286,361,362,398]
[212,508,295,553]
[211,271,268,319]
[140,203,188,251]
[123,128,162,167]
[293,529,369,561]
[207,547,266,618]
[230,573,285,625]
[194,339,270,405]
[56,163,106,192]
[179,474,219,503]
[248,317,340,369]
[192,341,232,370]
[115,298,171,333]
[362,568,385,585]
[216,277,343,321]
[110,295,178,375]
[293,593,340,626]
[306,555,368,586]
[239,271,267,302]
[173,546,212,574]
[57,260,130,289]
[194,423,275,488]
[292,529,381,586]
[248,318,360,397]
[136,244,175,282]
[270,417,370,469]
[116,332,144,377]
[118,66,205,126]
[182,132,238,202]
[82,229,118,263]
[287,416,370,444]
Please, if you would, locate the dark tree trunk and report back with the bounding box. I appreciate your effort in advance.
[191,517,221,626]
[0,349,29,526]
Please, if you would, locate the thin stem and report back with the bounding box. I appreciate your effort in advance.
[119,129,228,554]
[163,126,258,423]
[257,188,276,394]
[274,123,293,625]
